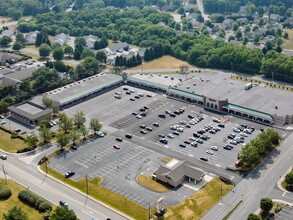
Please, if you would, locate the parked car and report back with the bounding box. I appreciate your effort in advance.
[0,121,6,125]
[153,122,159,127]
[172,131,180,135]
[130,98,135,101]
[64,171,75,178]
[218,124,225,128]
[113,144,120,149]
[140,130,147,134]
[14,128,21,133]
[159,139,168,144]
[206,150,214,155]
[146,127,153,131]
[158,114,166,118]
[179,144,186,148]
[169,113,176,117]
[191,142,197,147]
[184,140,191,144]
[158,134,165,138]
[116,137,123,142]
[196,139,203,144]
[125,133,132,139]
[189,137,196,141]
[136,115,142,119]
[0,115,4,119]
[139,124,146,129]
[167,134,174,139]
[95,131,104,137]
[223,145,233,150]
[200,156,208,161]
[210,146,218,151]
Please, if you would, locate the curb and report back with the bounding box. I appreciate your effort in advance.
[277,166,293,194]
[37,166,133,220]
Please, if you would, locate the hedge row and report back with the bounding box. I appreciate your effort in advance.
[0,185,12,200]
[18,190,52,212]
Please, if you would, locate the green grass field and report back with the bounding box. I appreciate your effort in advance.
[164,178,233,220]
[283,29,293,50]
[0,179,46,220]
[0,129,26,153]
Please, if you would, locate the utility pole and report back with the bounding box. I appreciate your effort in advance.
[148,203,151,220]
[2,165,7,184]
[86,174,89,197]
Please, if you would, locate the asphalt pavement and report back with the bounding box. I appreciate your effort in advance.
[202,133,293,220]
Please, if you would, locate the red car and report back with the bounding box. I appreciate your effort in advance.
[184,140,191,144]
[113,144,120,149]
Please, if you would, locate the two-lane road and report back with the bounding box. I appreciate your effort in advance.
[0,152,130,220]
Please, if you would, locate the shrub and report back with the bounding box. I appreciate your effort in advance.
[39,202,52,212]
[18,190,52,212]
[0,186,12,200]
[35,198,46,209]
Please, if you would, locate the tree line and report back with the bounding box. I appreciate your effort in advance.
[237,128,279,170]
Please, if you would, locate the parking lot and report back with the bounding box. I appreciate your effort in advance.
[274,205,293,220]
[48,135,198,207]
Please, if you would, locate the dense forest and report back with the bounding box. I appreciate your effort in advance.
[0,0,182,19]
[203,0,293,14]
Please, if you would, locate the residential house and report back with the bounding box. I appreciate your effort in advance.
[220,19,234,30]
[270,14,280,21]
[25,31,40,45]
[0,52,22,65]
[212,25,220,33]
[107,42,130,53]
[0,30,15,38]
[189,18,202,30]
[230,40,242,46]
[252,12,259,20]
[285,17,293,26]
[239,6,247,17]
[254,27,267,37]
[83,34,99,49]
[53,33,70,46]
[153,159,205,188]
[264,35,275,42]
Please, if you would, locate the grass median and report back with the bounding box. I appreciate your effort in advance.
[40,163,148,220]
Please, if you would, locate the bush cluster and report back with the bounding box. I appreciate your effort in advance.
[0,185,12,200]
[18,190,52,212]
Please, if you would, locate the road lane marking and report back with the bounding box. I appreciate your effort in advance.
[282,192,286,197]
[188,154,194,157]
[74,161,89,168]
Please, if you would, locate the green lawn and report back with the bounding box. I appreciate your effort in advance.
[41,163,148,220]
[0,128,26,153]
[283,29,293,50]
[0,179,47,220]
[164,178,233,220]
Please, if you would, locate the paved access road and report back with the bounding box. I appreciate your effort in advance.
[0,148,130,220]
[202,133,293,220]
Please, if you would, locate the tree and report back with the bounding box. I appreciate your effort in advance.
[90,118,102,132]
[253,34,260,43]
[0,36,12,46]
[285,172,293,187]
[39,43,52,58]
[24,133,38,147]
[64,45,74,57]
[276,37,283,47]
[235,29,242,40]
[81,48,95,59]
[42,97,53,108]
[174,23,181,31]
[15,33,26,45]
[71,132,80,145]
[283,32,289,39]
[39,127,52,143]
[80,125,88,139]
[12,42,22,50]
[53,47,64,61]
[243,36,249,45]
[95,51,107,63]
[247,213,260,220]
[56,132,71,148]
[260,198,273,215]
[232,23,239,32]
[3,206,28,220]
[50,206,77,220]
[265,40,273,50]
[73,111,86,129]
[58,113,73,133]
